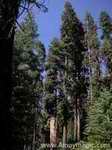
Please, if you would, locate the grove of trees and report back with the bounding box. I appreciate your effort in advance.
[0,0,112,150]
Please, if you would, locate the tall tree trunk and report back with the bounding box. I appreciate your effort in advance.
[0,1,19,149]
[62,55,68,149]
[76,98,80,142]
[74,97,80,142]
[0,33,14,150]
[50,116,57,150]
[68,118,74,139]
[74,103,77,141]
[32,124,36,150]
[63,123,67,148]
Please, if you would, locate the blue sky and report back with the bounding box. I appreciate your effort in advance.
[33,0,112,50]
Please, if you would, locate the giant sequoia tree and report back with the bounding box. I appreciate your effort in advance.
[0,1,46,149]
[44,38,63,145]
[1,0,112,149]
[61,1,86,142]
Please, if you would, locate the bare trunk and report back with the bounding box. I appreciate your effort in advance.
[62,56,68,149]
[68,118,74,139]
[86,18,93,103]
[74,104,77,141]
[32,124,36,150]
[0,32,14,150]
[63,124,67,148]
[74,97,80,142]
[76,98,80,142]
[0,1,19,149]
[50,117,57,150]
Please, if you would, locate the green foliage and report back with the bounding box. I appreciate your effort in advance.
[12,12,46,149]
[81,11,112,150]
[100,11,112,80]
[102,38,112,74]
[9,1,112,148]
[100,11,112,39]
[85,89,112,146]
[60,1,86,131]
[61,1,86,95]
[15,12,38,50]
[57,98,71,125]
[84,12,100,91]
[44,38,62,116]
[85,12,99,50]
[79,141,111,150]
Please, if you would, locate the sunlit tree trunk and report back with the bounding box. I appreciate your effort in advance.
[50,116,57,150]
[74,97,80,142]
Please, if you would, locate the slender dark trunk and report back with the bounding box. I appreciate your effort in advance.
[0,1,19,149]
[68,118,74,139]
[74,103,77,141]
[32,123,36,150]
[76,98,80,142]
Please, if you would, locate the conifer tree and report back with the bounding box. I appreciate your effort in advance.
[12,12,46,150]
[83,12,112,150]
[100,11,112,39]
[61,1,85,142]
[44,38,62,146]
[84,12,100,102]
[0,1,46,149]
[85,88,112,149]
[100,11,112,86]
